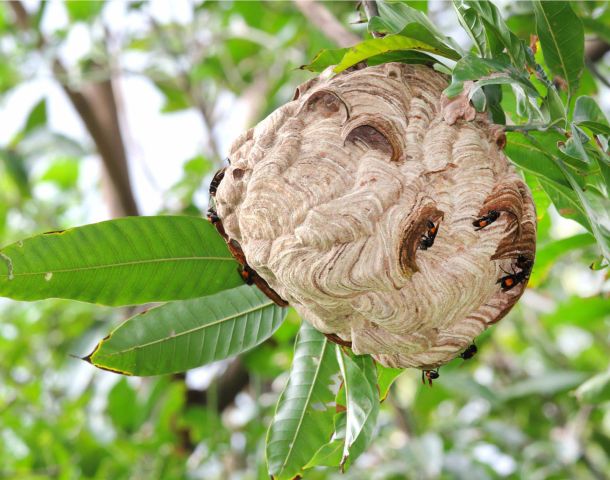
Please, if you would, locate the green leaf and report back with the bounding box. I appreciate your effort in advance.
[40,157,80,190]
[107,378,140,431]
[463,0,532,68]
[452,0,492,57]
[154,81,191,113]
[333,32,460,74]
[574,96,610,137]
[505,132,596,231]
[539,177,591,230]
[266,322,341,480]
[301,48,349,72]
[304,412,346,469]
[555,131,610,262]
[0,216,243,306]
[541,86,566,126]
[574,96,610,126]
[575,370,610,404]
[541,296,610,329]
[528,234,595,287]
[533,1,584,98]
[366,50,438,67]
[445,54,538,99]
[500,371,587,400]
[65,0,105,22]
[0,148,30,198]
[369,2,462,56]
[86,285,286,376]
[377,363,405,401]
[589,256,608,270]
[505,132,570,188]
[23,98,47,135]
[336,350,379,468]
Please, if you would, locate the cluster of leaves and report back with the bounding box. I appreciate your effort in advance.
[1,0,610,478]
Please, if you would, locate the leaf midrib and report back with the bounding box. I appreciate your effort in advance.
[277,337,329,478]
[536,3,570,87]
[96,299,275,358]
[0,255,235,279]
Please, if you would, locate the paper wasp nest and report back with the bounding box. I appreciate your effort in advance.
[213,63,536,369]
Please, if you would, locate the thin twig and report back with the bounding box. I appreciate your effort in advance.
[363,0,383,38]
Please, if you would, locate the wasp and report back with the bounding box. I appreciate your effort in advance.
[240,264,256,285]
[497,267,529,292]
[419,220,439,250]
[422,369,439,386]
[459,343,478,361]
[206,207,220,224]
[209,167,226,197]
[516,254,533,274]
[497,254,533,292]
[473,210,500,231]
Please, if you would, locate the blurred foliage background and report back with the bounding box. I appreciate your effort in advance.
[0,1,609,479]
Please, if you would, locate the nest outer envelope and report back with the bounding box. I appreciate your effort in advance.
[214,63,536,369]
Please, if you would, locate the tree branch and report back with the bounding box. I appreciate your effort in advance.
[293,0,360,47]
[9,1,139,217]
[585,38,610,63]
[363,0,383,38]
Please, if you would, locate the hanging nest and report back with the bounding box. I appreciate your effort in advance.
[210,62,536,369]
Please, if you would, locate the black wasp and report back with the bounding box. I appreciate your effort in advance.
[422,369,439,386]
[419,220,440,250]
[459,343,478,361]
[497,255,533,292]
[209,167,226,197]
[473,210,500,231]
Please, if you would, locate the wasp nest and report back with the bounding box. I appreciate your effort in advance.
[212,63,536,369]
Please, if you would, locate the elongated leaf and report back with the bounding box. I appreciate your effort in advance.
[505,133,569,188]
[555,132,610,262]
[575,370,610,404]
[336,350,379,468]
[453,0,491,57]
[445,54,538,99]
[301,48,349,72]
[86,285,286,375]
[541,296,610,329]
[574,96,610,137]
[366,50,438,67]
[304,412,346,469]
[0,216,242,306]
[368,2,462,57]
[464,0,532,68]
[334,33,459,74]
[528,234,595,287]
[506,132,592,230]
[500,371,587,400]
[534,1,584,98]
[377,363,405,401]
[541,85,566,126]
[574,96,609,126]
[302,48,436,73]
[266,322,341,480]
